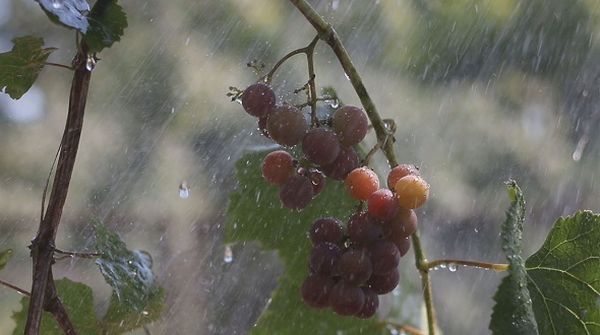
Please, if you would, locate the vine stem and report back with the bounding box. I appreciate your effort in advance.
[25,42,92,335]
[423,259,508,272]
[0,278,31,296]
[44,62,74,71]
[287,1,435,334]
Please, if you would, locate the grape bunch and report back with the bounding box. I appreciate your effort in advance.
[241,82,366,210]
[238,81,431,319]
[300,165,428,318]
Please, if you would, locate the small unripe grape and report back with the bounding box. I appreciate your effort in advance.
[345,167,380,201]
[394,175,430,209]
[242,83,276,118]
[387,164,420,190]
[261,150,295,186]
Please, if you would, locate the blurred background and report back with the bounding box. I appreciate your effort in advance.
[0,0,599,334]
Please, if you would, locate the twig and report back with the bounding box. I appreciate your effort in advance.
[0,278,31,296]
[44,62,74,71]
[423,259,508,272]
[305,35,319,126]
[25,42,92,335]
[54,248,101,259]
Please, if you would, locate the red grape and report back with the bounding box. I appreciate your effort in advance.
[347,212,382,247]
[242,83,276,117]
[329,281,365,316]
[302,128,341,166]
[355,288,379,319]
[337,249,373,286]
[320,146,359,181]
[390,208,418,239]
[332,106,368,146]
[368,188,400,221]
[261,150,295,186]
[387,164,420,190]
[368,269,399,294]
[309,217,344,245]
[267,105,308,147]
[309,242,341,276]
[301,274,334,308]
[369,241,400,275]
[279,175,313,210]
[394,236,411,257]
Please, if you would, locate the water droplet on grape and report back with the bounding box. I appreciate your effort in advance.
[448,262,457,272]
[179,181,190,199]
[224,245,233,263]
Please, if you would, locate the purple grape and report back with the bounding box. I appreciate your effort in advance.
[262,150,295,186]
[369,241,400,275]
[347,212,383,247]
[332,105,368,146]
[279,175,313,210]
[368,269,399,294]
[302,128,341,166]
[394,236,411,257]
[309,242,341,276]
[309,218,344,245]
[300,274,334,308]
[337,249,373,286]
[242,83,276,118]
[329,281,365,316]
[267,105,307,147]
[320,147,359,181]
[355,288,379,319]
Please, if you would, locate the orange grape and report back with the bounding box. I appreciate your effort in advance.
[387,164,419,190]
[345,167,379,200]
[394,175,429,209]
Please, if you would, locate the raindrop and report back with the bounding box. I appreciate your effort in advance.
[52,0,62,9]
[179,181,190,199]
[85,56,95,71]
[447,262,457,272]
[331,0,339,11]
[344,72,350,81]
[224,245,233,263]
[329,99,340,109]
[141,310,149,316]
[185,36,191,46]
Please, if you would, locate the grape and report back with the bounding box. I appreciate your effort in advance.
[332,106,368,146]
[320,147,359,181]
[302,128,341,166]
[367,188,400,221]
[355,288,379,319]
[309,242,341,276]
[309,217,344,245]
[394,236,411,257]
[279,175,313,210]
[337,249,373,286]
[345,167,380,201]
[267,105,308,147]
[369,241,400,275]
[309,169,326,197]
[389,208,418,239]
[261,150,295,186]
[368,269,399,294]
[394,175,430,209]
[347,212,383,247]
[329,281,366,316]
[387,164,420,190]
[242,83,276,118]
[258,116,270,138]
[301,274,334,308]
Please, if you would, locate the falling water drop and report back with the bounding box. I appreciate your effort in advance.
[179,181,190,199]
[85,56,96,71]
[52,0,62,9]
[224,245,234,263]
[329,99,340,109]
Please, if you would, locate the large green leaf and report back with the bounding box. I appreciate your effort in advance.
[11,278,100,335]
[84,0,128,53]
[0,36,55,99]
[525,211,600,334]
[490,181,539,334]
[94,222,164,331]
[225,151,384,334]
[0,249,13,271]
[36,0,90,33]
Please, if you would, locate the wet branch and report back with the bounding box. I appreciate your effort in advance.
[25,42,92,335]
[0,278,31,296]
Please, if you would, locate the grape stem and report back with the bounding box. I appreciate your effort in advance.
[44,62,74,70]
[287,1,435,334]
[54,248,102,259]
[380,321,425,335]
[423,259,509,272]
[0,278,31,296]
[263,35,320,126]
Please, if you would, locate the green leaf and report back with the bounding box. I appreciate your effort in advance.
[11,278,100,335]
[0,249,13,271]
[36,0,90,33]
[525,211,600,334]
[102,287,164,334]
[490,180,539,334]
[94,222,163,322]
[0,36,55,99]
[83,0,128,53]
[225,151,384,335]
